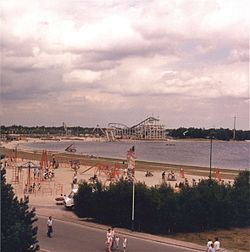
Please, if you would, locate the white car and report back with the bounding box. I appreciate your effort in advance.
[64,187,78,209]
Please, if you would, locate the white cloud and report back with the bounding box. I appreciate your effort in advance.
[63,70,101,84]
[1,0,249,129]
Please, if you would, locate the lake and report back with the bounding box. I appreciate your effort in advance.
[21,140,249,170]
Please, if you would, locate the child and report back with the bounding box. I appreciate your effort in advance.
[123,237,127,252]
[115,235,120,250]
[207,239,212,251]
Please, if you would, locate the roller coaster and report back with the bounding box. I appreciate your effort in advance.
[106,116,165,141]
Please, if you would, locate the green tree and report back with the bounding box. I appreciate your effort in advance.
[74,172,250,234]
[230,170,250,226]
[157,184,178,233]
[105,179,132,227]
[74,181,95,218]
[1,168,39,252]
[134,183,158,233]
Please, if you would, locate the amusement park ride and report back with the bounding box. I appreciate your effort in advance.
[107,116,165,141]
[89,117,166,141]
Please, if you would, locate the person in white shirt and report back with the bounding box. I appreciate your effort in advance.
[207,239,213,251]
[47,216,53,238]
[106,228,112,252]
[214,237,220,251]
[208,243,215,252]
[115,235,120,250]
[123,237,127,252]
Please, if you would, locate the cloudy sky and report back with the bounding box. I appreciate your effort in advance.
[1,0,249,129]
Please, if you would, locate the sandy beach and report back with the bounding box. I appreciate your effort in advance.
[1,137,236,208]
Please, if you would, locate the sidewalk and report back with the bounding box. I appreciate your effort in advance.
[33,203,206,252]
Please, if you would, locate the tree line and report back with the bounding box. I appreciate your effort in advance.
[1,125,250,140]
[0,125,98,136]
[74,171,249,234]
[167,127,250,141]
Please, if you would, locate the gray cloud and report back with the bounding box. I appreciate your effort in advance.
[1,0,249,129]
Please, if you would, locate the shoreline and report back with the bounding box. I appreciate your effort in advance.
[0,138,240,180]
[2,135,246,149]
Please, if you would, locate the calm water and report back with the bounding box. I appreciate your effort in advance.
[21,140,249,170]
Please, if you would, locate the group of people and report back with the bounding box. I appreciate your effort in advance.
[24,182,41,194]
[207,238,220,252]
[47,218,128,251]
[161,170,177,182]
[46,216,222,252]
[145,171,153,177]
[43,168,55,180]
[89,174,98,182]
[106,227,127,252]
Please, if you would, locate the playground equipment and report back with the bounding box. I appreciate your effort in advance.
[40,150,55,181]
[18,161,40,192]
[40,150,49,175]
[11,161,22,183]
[94,163,121,182]
[6,152,22,184]
[80,163,98,175]
[79,162,122,184]
[107,164,120,182]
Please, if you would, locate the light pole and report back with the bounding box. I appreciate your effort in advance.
[209,136,213,180]
[131,180,135,231]
[127,146,136,232]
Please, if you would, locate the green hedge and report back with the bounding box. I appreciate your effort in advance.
[74,171,250,234]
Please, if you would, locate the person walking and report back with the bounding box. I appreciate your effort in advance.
[111,226,115,250]
[208,243,215,252]
[47,216,53,238]
[214,237,220,251]
[106,228,112,252]
[115,235,120,250]
[207,239,213,251]
[162,171,166,183]
[122,237,127,252]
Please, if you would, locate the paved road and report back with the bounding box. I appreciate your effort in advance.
[37,216,196,252]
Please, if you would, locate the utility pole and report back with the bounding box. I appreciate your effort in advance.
[233,116,236,140]
[127,146,136,231]
[132,180,135,231]
[209,136,213,180]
